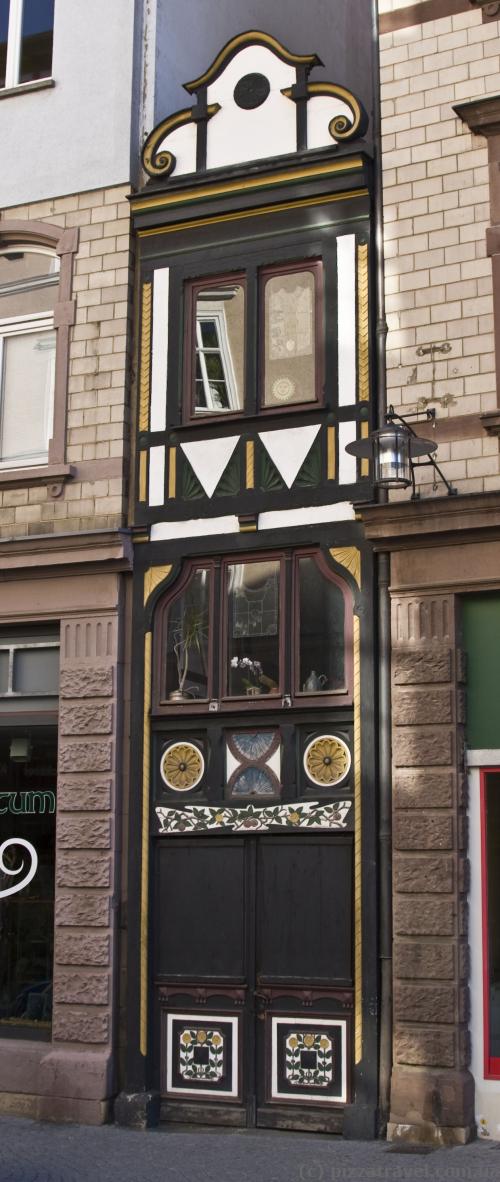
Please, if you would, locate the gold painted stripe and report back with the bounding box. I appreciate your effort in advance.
[144,565,173,607]
[327,426,336,480]
[139,282,152,432]
[353,613,362,1064]
[140,630,152,1058]
[357,243,369,404]
[138,450,147,503]
[131,156,365,213]
[246,440,255,490]
[361,421,370,478]
[138,188,369,240]
[185,31,320,93]
[168,446,177,499]
[329,546,361,589]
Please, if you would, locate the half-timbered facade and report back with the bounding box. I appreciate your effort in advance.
[123,30,380,1137]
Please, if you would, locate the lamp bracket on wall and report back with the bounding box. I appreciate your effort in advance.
[346,405,458,499]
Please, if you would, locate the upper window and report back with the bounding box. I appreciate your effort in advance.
[184,259,322,422]
[0,247,59,468]
[155,548,352,710]
[0,0,54,90]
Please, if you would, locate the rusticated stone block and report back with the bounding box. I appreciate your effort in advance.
[58,817,111,849]
[393,688,452,727]
[390,1065,474,1128]
[394,898,454,937]
[60,667,113,699]
[52,1007,109,1044]
[55,970,109,1005]
[394,648,451,686]
[393,815,453,852]
[457,689,466,725]
[458,815,468,851]
[393,727,452,768]
[459,1028,471,1069]
[456,649,466,684]
[56,852,111,888]
[59,740,112,773]
[394,941,455,981]
[394,855,453,894]
[395,983,456,1025]
[394,771,454,810]
[58,779,111,812]
[55,893,109,928]
[458,943,470,981]
[55,932,109,967]
[458,859,470,894]
[60,703,113,736]
[395,1027,455,1068]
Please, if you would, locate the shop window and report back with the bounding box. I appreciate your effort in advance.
[0,247,59,468]
[481,768,500,1078]
[183,259,322,423]
[155,548,352,710]
[0,0,54,90]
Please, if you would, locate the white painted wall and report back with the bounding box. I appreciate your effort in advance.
[0,0,144,207]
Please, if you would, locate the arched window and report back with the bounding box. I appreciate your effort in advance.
[0,220,78,484]
[0,246,59,468]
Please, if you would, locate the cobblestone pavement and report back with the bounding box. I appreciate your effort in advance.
[0,1117,500,1182]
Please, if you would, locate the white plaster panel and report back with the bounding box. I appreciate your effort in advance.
[337,235,357,407]
[151,269,169,433]
[206,46,296,170]
[0,0,138,206]
[151,515,239,541]
[258,425,321,489]
[148,446,165,507]
[155,121,197,178]
[226,748,239,779]
[268,746,281,780]
[307,95,350,151]
[338,422,357,485]
[180,436,239,498]
[258,503,355,530]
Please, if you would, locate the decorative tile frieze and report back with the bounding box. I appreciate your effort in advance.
[165,1012,240,1099]
[156,799,351,834]
[270,1016,348,1104]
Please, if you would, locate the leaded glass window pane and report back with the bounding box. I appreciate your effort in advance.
[226,560,280,697]
[165,568,210,702]
[298,557,345,694]
[263,268,317,407]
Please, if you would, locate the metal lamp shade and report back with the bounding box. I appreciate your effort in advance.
[372,424,412,488]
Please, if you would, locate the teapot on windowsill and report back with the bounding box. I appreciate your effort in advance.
[302,671,328,693]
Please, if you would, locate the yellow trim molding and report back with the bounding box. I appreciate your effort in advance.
[131,156,365,214]
[185,31,321,94]
[357,243,369,404]
[142,104,220,178]
[168,446,177,499]
[138,188,369,241]
[282,81,365,141]
[138,450,147,503]
[139,282,152,432]
[329,546,361,589]
[246,440,255,490]
[327,426,336,480]
[353,613,362,1063]
[361,421,370,478]
[144,565,173,607]
[140,630,152,1057]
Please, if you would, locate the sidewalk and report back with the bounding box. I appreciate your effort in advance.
[0,1117,500,1182]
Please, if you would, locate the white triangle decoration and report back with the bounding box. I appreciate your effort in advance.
[258,425,321,489]
[180,436,240,498]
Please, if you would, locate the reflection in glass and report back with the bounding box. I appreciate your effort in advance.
[264,268,317,407]
[0,330,56,465]
[0,729,56,1037]
[0,1,8,88]
[20,0,54,84]
[226,561,280,696]
[230,768,276,796]
[0,249,59,318]
[165,568,210,701]
[485,772,500,1060]
[298,557,345,693]
[194,283,244,414]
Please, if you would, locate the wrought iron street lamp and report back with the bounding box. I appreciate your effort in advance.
[345,406,457,498]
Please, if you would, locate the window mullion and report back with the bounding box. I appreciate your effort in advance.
[5,0,23,88]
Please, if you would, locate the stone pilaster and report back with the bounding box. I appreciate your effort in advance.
[388,592,474,1146]
[48,612,121,1122]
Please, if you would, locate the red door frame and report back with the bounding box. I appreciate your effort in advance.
[480,767,500,1080]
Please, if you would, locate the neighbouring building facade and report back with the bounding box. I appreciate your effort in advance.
[373,0,500,1146]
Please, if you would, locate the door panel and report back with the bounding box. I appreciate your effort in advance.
[154,834,353,1130]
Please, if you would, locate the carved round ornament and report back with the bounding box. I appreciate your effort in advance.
[160,742,204,792]
[303,735,351,787]
[272,377,295,403]
[233,72,270,110]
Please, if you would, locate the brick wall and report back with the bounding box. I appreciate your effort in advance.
[0,185,132,536]
[379,5,500,494]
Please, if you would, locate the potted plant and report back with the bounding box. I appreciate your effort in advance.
[170,599,208,701]
[230,656,264,695]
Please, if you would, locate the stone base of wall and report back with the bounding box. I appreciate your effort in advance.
[0,1042,113,1125]
[388,1066,475,1146]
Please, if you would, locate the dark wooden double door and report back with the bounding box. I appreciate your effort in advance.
[153,832,354,1132]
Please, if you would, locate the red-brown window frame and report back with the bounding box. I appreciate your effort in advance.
[183,270,247,425]
[292,547,353,708]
